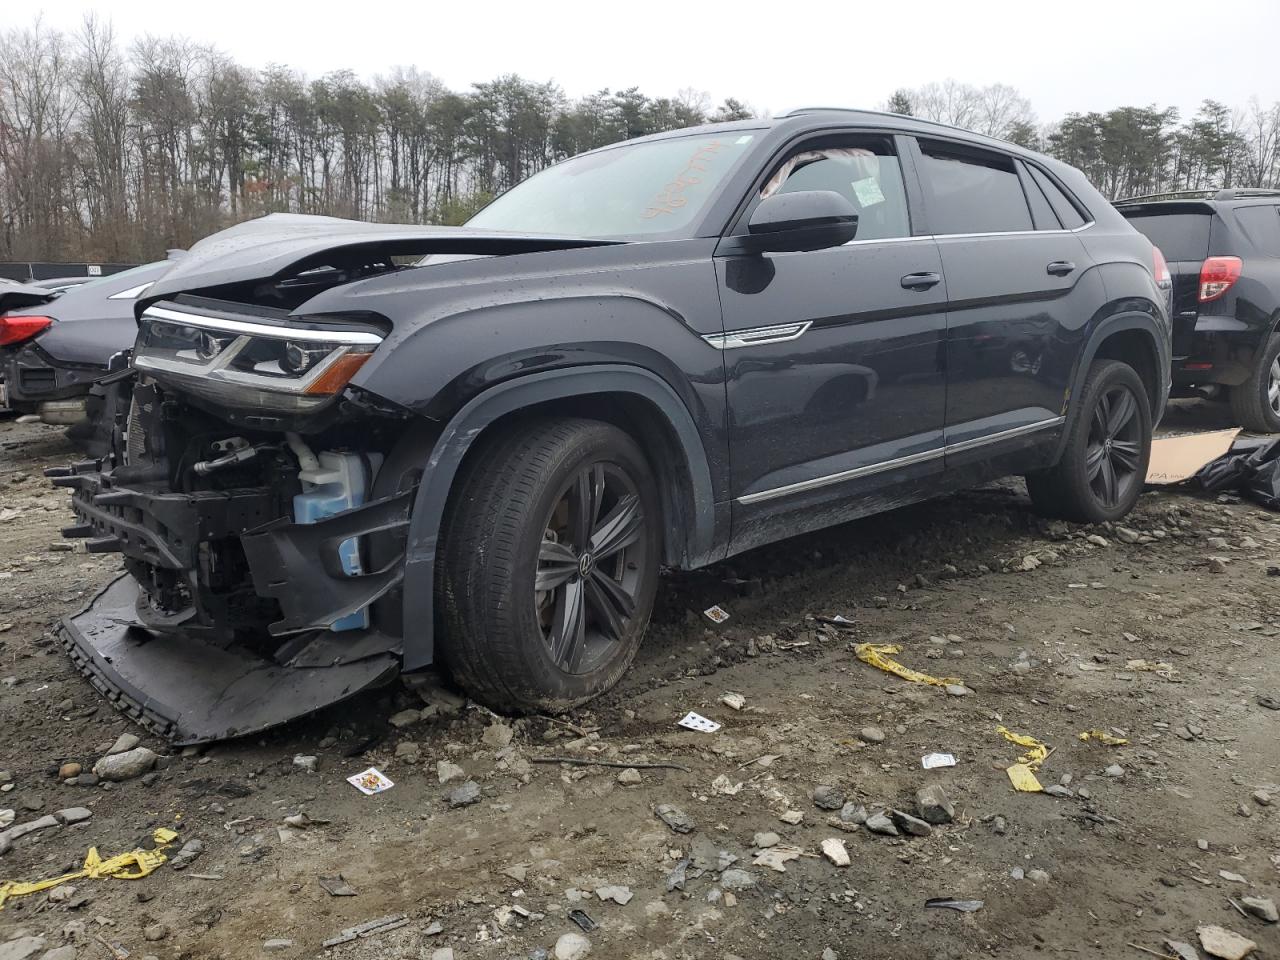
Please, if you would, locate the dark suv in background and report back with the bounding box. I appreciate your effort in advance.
[1116,189,1280,431]
[54,109,1171,742]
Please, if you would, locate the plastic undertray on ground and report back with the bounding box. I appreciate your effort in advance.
[57,573,399,744]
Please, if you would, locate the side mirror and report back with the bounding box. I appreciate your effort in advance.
[743,190,858,253]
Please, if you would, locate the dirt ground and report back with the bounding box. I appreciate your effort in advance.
[1,404,1278,960]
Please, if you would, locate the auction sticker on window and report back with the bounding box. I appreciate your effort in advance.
[851,176,885,207]
[347,767,395,795]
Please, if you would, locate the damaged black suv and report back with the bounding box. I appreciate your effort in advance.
[54,109,1171,743]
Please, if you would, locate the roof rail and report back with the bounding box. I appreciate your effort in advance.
[1114,187,1280,205]
[1214,187,1280,200]
[782,106,964,133]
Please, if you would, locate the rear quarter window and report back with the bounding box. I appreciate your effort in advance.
[1233,205,1280,257]
[1121,212,1211,262]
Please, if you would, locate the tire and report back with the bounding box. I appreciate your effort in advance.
[437,417,662,713]
[1228,334,1280,433]
[1026,360,1152,523]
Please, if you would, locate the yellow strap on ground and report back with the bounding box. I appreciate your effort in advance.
[0,828,176,909]
[997,725,1049,792]
[854,643,962,688]
[1078,729,1128,745]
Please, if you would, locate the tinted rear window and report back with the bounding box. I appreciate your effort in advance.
[1027,165,1086,229]
[1122,212,1211,262]
[1234,205,1280,257]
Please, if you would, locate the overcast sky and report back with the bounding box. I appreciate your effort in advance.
[21,0,1280,123]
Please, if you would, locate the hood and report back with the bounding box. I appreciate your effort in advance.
[0,280,56,314]
[142,213,620,305]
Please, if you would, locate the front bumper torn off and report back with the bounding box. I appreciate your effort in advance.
[53,466,415,743]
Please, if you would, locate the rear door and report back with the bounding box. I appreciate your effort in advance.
[1119,204,1212,358]
[911,138,1095,460]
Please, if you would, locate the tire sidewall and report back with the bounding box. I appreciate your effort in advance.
[504,424,662,706]
[1250,336,1280,432]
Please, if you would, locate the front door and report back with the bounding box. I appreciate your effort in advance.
[714,133,949,553]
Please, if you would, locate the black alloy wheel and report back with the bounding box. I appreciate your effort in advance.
[535,462,648,675]
[1085,383,1144,509]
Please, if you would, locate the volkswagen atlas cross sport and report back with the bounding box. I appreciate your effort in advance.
[51,109,1171,743]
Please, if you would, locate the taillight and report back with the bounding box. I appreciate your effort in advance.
[0,315,53,347]
[1199,256,1242,302]
[1151,246,1171,286]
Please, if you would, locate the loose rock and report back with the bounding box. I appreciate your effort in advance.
[1241,896,1278,923]
[1197,925,1256,960]
[616,768,641,785]
[437,760,465,784]
[655,803,695,834]
[914,784,954,824]
[858,726,885,744]
[864,812,899,836]
[889,809,932,837]
[553,931,591,960]
[812,785,845,811]
[820,837,850,867]
[92,747,158,782]
[107,733,140,755]
[445,781,481,808]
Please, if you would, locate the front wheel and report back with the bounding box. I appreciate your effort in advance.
[438,417,662,713]
[1026,360,1152,523]
[1228,334,1280,433]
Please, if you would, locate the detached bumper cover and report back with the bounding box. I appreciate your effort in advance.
[59,575,398,744]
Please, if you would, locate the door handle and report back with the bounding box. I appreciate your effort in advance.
[900,272,941,290]
[1046,260,1076,276]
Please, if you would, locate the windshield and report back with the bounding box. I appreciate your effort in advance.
[466,131,759,239]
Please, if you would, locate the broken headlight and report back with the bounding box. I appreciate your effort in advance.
[133,303,384,413]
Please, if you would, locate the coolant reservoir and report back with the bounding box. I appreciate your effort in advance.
[293,451,381,631]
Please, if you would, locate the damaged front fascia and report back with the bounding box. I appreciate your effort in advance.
[239,487,415,636]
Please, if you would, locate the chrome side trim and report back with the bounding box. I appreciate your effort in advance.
[737,447,944,504]
[144,306,384,345]
[736,416,1065,505]
[704,321,812,350]
[943,416,1065,455]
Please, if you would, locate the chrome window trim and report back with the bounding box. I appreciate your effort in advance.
[143,305,384,345]
[736,416,1065,505]
[704,321,812,350]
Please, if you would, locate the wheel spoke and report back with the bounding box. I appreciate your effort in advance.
[549,577,586,670]
[1085,443,1106,480]
[1099,455,1118,505]
[570,465,605,551]
[535,539,578,592]
[1271,359,1280,383]
[1105,389,1136,437]
[589,493,643,559]
[585,569,635,642]
[1110,439,1141,473]
[1092,394,1110,442]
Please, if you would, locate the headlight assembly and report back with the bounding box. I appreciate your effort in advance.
[133,304,384,413]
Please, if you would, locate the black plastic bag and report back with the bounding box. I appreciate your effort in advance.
[1192,436,1280,508]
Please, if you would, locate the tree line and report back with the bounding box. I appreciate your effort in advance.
[3,17,1279,264]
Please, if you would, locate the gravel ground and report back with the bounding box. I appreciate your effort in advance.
[1,406,1278,960]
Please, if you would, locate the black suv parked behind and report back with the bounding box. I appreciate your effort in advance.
[55,109,1171,742]
[1116,189,1280,431]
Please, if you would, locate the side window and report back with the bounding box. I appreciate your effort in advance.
[1027,164,1086,229]
[760,138,910,241]
[918,141,1033,235]
[1020,164,1062,230]
[1234,205,1280,258]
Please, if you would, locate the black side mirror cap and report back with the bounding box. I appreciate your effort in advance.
[733,190,859,254]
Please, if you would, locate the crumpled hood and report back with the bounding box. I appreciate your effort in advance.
[142,212,619,305]
[0,280,56,314]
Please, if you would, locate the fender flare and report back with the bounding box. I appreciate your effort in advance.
[1055,309,1169,461]
[398,364,721,670]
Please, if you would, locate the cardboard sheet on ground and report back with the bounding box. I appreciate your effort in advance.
[1146,429,1240,484]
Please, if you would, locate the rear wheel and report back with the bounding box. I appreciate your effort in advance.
[1228,334,1280,433]
[1026,360,1151,523]
[438,417,661,712]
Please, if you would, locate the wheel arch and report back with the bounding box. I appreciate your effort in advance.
[397,364,726,670]
[1055,309,1168,462]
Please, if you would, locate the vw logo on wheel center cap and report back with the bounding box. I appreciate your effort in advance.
[578,553,594,577]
